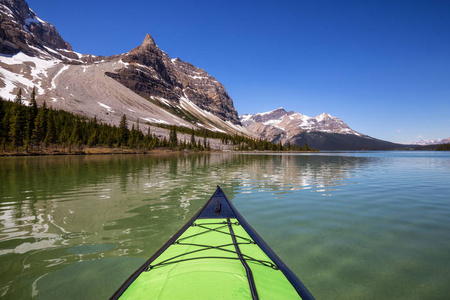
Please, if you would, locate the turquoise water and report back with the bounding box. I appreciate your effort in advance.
[0,152,449,299]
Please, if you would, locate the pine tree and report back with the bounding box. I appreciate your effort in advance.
[44,107,57,146]
[190,128,196,148]
[144,127,151,149]
[10,100,26,148]
[135,118,142,149]
[14,89,22,105]
[1,104,11,149]
[59,125,70,150]
[70,116,82,148]
[87,130,98,147]
[26,87,38,146]
[304,142,310,151]
[129,124,137,148]
[119,114,129,147]
[169,126,178,148]
[87,115,99,147]
[30,87,37,108]
[32,101,48,147]
[106,130,114,148]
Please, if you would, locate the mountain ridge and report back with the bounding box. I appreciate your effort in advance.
[0,0,248,139]
[106,33,241,125]
[411,137,450,146]
[240,108,405,150]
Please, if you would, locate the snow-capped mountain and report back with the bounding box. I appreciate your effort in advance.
[411,137,450,146]
[0,0,248,137]
[240,108,404,150]
[241,108,362,136]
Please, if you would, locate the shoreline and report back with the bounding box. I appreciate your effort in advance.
[0,147,195,157]
[0,147,319,157]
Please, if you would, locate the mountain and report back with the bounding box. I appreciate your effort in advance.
[105,33,240,125]
[240,108,362,136]
[0,0,247,137]
[240,108,405,150]
[411,137,450,146]
[0,0,73,59]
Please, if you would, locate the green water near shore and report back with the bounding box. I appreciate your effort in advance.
[1,152,449,299]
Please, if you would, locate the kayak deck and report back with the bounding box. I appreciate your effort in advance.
[111,186,314,300]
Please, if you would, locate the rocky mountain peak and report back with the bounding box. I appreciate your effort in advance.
[240,108,365,146]
[241,107,298,126]
[316,112,334,122]
[127,33,164,60]
[253,107,288,122]
[0,0,72,57]
[142,33,156,47]
[105,33,241,125]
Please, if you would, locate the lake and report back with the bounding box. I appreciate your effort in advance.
[1,151,449,299]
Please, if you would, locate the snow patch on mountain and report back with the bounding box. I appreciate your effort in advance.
[51,65,69,89]
[0,52,60,99]
[98,102,114,112]
[259,107,285,116]
[411,137,450,145]
[240,108,362,136]
[24,9,47,29]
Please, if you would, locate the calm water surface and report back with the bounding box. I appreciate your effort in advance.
[0,152,449,299]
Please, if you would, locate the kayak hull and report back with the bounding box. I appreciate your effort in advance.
[111,186,314,300]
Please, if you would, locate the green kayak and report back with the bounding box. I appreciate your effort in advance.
[111,186,314,299]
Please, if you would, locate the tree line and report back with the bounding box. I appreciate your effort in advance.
[156,124,314,151]
[0,89,315,153]
[0,90,193,152]
[436,144,450,151]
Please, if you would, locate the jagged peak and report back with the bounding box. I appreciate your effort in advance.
[142,33,156,46]
[257,107,287,116]
[316,112,335,121]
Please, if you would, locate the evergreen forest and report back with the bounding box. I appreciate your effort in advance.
[436,144,450,151]
[0,89,315,155]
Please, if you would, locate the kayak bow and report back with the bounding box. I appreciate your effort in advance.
[111,186,314,299]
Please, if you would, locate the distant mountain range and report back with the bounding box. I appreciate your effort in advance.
[411,137,450,146]
[240,108,406,150]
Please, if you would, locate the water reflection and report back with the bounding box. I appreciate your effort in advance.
[227,154,375,196]
[0,153,392,299]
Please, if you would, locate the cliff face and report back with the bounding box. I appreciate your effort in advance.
[106,34,241,125]
[0,0,72,58]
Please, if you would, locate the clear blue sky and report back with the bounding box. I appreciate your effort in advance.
[27,0,450,143]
